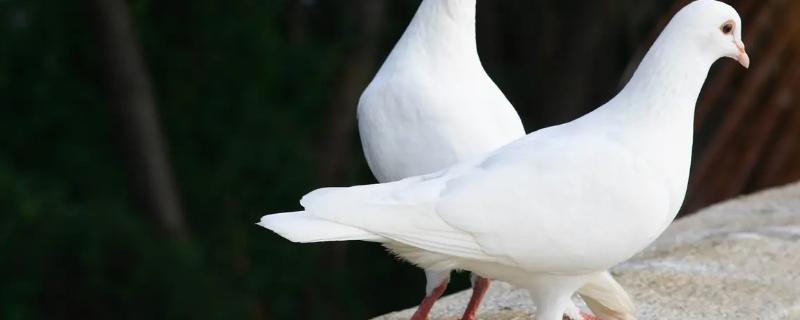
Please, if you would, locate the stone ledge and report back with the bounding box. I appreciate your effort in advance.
[373,183,800,320]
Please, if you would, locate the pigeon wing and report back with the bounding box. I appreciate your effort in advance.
[300,130,668,273]
[435,130,671,273]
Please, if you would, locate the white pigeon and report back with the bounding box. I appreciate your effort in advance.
[356,0,631,319]
[260,1,749,320]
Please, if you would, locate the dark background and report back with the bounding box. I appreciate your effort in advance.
[1,0,798,319]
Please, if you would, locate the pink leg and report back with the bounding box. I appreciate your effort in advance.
[562,312,600,320]
[580,312,600,320]
[410,280,449,320]
[460,276,490,320]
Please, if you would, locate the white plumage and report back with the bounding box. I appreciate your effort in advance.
[356,0,524,183]
[260,1,749,320]
[357,1,631,318]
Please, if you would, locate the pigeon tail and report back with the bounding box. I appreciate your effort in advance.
[577,272,636,320]
[258,211,383,243]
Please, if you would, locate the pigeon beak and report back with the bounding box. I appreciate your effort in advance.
[735,40,750,69]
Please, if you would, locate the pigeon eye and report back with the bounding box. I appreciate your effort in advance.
[721,21,734,35]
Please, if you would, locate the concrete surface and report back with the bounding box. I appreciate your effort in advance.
[373,183,800,320]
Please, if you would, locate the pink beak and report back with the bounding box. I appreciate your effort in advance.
[736,40,750,69]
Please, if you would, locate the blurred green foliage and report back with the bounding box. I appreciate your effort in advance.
[0,0,451,319]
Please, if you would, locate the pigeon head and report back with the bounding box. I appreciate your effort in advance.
[671,0,749,68]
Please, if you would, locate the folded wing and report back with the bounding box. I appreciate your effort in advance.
[262,127,667,274]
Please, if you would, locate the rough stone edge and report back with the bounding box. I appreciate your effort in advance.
[370,182,800,320]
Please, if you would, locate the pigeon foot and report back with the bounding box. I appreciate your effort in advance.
[410,280,448,320]
[581,313,600,320]
[562,312,599,320]
[459,276,490,320]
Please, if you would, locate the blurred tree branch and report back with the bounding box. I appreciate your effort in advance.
[90,0,188,239]
[306,1,387,318]
[315,0,386,187]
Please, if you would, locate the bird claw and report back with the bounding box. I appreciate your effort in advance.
[562,312,599,320]
[580,312,600,320]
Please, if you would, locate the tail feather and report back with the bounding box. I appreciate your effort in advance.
[258,211,383,243]
[578,272,636,320]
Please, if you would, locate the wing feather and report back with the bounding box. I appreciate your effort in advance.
[296,126,667,273]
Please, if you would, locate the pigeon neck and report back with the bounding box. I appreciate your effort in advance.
[403,0,479,60]
[616,31,717,115]
[599,28,719,217]
[420,0,477,20]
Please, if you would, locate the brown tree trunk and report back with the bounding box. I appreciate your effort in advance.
[314,2,386,216]
[315,0,387,187]
[306,2,387,318]
[684,0,800,213]
[287,0,310,46]
[90,0,188,239]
